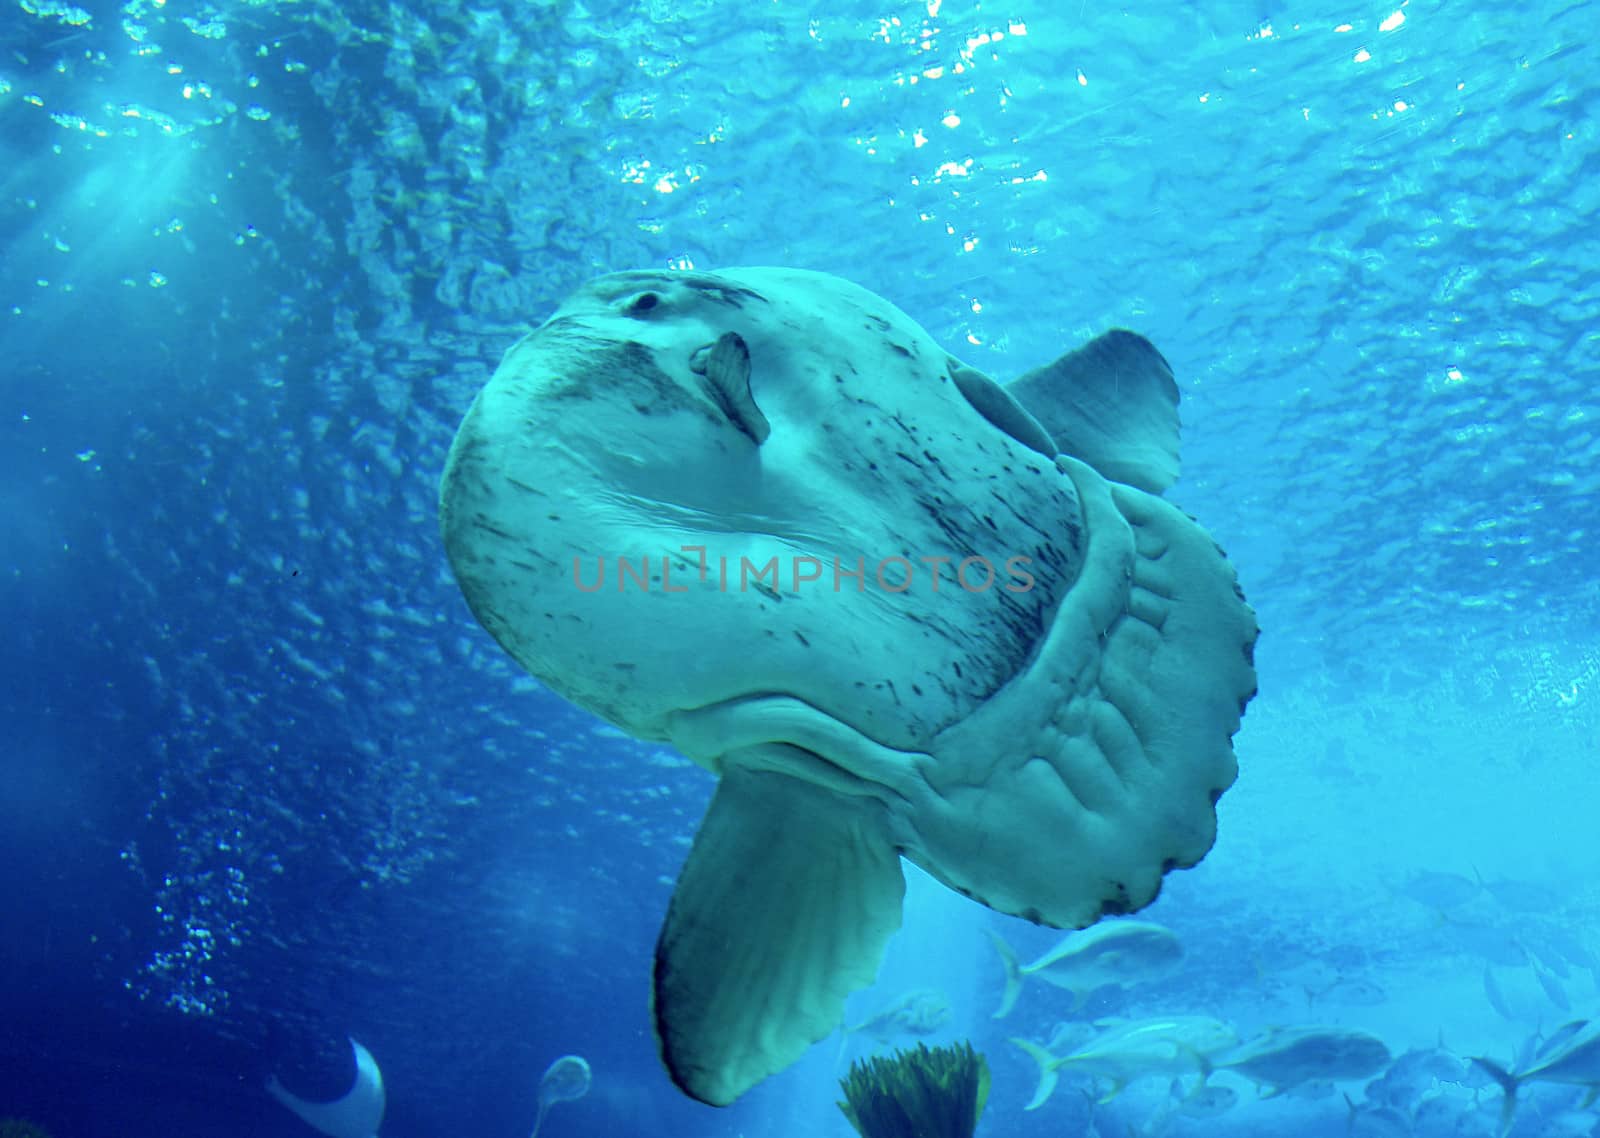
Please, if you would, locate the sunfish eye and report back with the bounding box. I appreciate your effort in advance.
[624,291,662,316]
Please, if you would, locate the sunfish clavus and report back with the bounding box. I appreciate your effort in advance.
[438,267,1257,1106]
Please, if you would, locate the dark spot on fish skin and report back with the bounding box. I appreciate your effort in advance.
[794,631,810,647]
[1098,895,1133,918]
[891,344,912,357]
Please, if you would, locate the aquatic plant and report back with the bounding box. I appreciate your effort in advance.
[0,1119,52,1138]
[837,1041,991,1138]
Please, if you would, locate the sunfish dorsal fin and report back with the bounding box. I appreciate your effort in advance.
[1005,330,1180,494]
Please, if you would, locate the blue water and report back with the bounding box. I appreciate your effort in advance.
[2,1,1597,1136]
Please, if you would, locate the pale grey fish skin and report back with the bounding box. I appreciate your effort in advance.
[1468,1023,1600,1138]
[1025,922,1184,997]
[1450,920,1530,966]
[847,989,950,1040]
[990,920,1183,1019]
[1527,926,1596,980]
[1013,1016,1240,1109]
[1345,1102,1415,1138]
[1306,974,1387,1008]
[1483,965,1518,1022]
[1046,1019,1099,1053]
[1409,1094,1487,1135]
[1480,875,1564,915]
[1219,1026,1393,1093]
[1174,1080,1237,1117]
[1531,954,1572,1011]
[1521,1018,1600,1084]
[1396,869,1481,912]
[1363,1046,1474,1112]
[1128,1077,1238,1137]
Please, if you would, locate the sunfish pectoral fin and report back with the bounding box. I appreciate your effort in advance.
[1005,330,1180,494]
[651,764,905,1106]
[267,1037,386,1138]
[697,331,770,444]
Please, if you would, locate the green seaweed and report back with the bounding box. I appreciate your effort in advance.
[837,1041,991,1138]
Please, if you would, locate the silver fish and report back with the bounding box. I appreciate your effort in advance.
[1011,1015,1239,1108]
[987,920,1183,1018]
[1219,1025,1392,1097]
[1474,1018,1600,1134]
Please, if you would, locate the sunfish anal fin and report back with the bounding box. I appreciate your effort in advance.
[652,763,904,1106]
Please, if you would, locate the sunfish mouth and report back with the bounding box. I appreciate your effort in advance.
[666,692,931,810]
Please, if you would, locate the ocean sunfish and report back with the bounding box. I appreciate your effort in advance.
[438,267,1258,1105]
